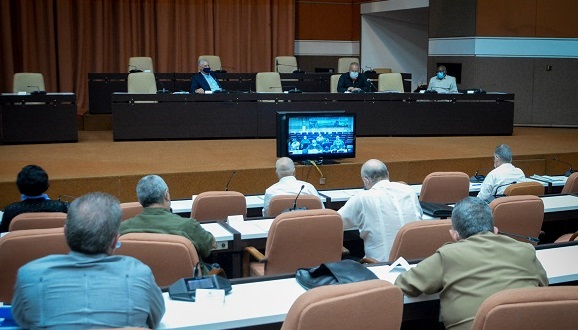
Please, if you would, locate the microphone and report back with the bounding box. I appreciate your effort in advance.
[276,62,305,73]
[215,66,235,73]
[292,185,305,211]
[28,85,46,94]
[57,194,77,202]
[552,157,575,177]
[225,171,237,191]
[367,79,378,92]
[155,77,171,94]
[365,66,376,74]
[470,167,493,183]
[498,231,540,243]
[269,86,302,93]
[492,181,516,197]
[128,65,143,73]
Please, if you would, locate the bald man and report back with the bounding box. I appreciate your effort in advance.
[338,159,423,262]
[262,157,323,216]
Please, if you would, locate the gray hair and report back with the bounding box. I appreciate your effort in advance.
[198,58,209,67]
[451,197,494,239]
[361,159,389,185]
[136,175,168,207]
[276,157,295,178]
[65,192,121,254]
[494,144,513,163]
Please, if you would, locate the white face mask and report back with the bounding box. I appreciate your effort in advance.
[349,71,359,79]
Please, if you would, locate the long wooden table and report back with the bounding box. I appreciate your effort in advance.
[89,72,412,114]
[111,92,514,140]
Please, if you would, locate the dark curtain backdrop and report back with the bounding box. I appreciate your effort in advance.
[1,0,295,113]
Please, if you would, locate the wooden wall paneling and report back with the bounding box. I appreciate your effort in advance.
[476,0,537,37]
[296,0,360,40]
[535,0,578,37]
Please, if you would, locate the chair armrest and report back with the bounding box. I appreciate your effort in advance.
[360,257,379,264]
[242,246,267,277]
[570,230,578,242]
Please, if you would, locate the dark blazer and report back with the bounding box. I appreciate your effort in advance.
[191,72,221,93]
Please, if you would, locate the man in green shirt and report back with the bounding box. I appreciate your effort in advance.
[395,197,547,330]
[120,175,216,272]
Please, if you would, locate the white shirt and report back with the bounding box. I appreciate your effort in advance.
[477,163,526,202]
[428,75,458,93]
[338,180,423,262]
[262,176,323,216]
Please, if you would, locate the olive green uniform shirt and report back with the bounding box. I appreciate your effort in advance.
[395,232,548,330]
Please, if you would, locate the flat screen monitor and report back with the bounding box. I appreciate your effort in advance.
[276,111,356,164]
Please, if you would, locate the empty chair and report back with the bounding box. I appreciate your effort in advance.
[419,172,470,204]
[561,172,578,194]
[490,195,544,245]
[127,72,157,94]
[266,194,324,217]
[378,73,404,92]
[330,74,340,93]
[554,230,578,243]
[9,212,67,231]
[13,73,45,93]
[128,56,154,72]
[120,202,143,221]
[281,280,403,330]
[388,219,453,262]
[256,72,282,93]
[503,181,544,196]
[191,191,247,222]
[337,57,359,73]
[114,233,199,287]
[0,227,69,303]
[274,56,299,73]
[471,286,578,330]
[198,55,222,71]
[243,209,343,277]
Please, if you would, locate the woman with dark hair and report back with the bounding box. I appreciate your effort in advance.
[0,165,68,232]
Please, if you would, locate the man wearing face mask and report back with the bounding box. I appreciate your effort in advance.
[427,65,458,93]
[337,62,371,93]
[191,58,222,94]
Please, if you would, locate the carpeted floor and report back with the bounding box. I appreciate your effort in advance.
[1,127,577,208]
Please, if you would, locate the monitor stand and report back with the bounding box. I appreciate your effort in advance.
[301,159,339,165]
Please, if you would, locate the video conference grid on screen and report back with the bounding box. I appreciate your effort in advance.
[286,115,354,155]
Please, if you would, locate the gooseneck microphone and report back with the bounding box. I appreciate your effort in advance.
[552,157,575,177]
[225,171,237,191]
[470,167,493,183]
[367,79,378,92]
[155,77,171,94]
[28,85,46,94]
[498,231,540,243]
[269,86,302,93]
[128,65,143,73]
[292,185,305,211]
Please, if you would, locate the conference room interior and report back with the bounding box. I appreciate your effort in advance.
[2,1,578,329]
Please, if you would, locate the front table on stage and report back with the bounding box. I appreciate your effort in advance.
[0,93,78,144]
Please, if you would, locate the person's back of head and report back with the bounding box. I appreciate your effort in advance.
[65,192,121,255]
[451,197,494,239]
[136,174,168,207]
[276,157,295,179]
[17,164,49,196]
[494,144,513,164]
[361,159,390,188]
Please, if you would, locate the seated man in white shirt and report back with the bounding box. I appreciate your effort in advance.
[338,159,423,262]
[262,157,324,216]
[427,65,458,93]
[477,144,526,202]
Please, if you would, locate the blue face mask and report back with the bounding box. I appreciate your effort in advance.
[349,71,359,79]
[202,67,211,74]
[437,71,445,79]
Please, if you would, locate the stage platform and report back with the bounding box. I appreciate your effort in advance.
[1,127,577,209]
